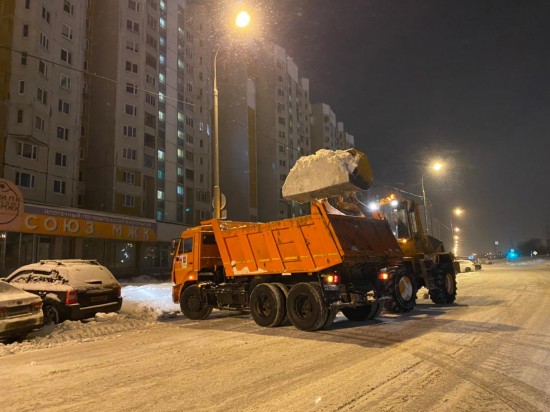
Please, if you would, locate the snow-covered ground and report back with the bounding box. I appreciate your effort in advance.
[1,258,548,358]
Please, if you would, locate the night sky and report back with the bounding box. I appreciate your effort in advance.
[264,0,550,254]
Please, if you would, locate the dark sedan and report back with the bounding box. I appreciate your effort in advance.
[5,260,122,325]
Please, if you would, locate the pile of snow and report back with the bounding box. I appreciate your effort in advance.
[282,149,373,203]
[0,282,180,357]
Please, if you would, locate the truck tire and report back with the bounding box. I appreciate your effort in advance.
[342,303,381,321]
[272,283,290,323]
[429,271,457,304]
[249,283,285,327]
[322,306,339,328]
[180,285,213,320]
[287,283,328,332]
[384,272,417,313]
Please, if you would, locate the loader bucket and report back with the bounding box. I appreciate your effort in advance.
[282,149,373,203]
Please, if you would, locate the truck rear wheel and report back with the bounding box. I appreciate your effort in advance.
[180,285,213,320]
[287,283,327,332]
[342,303,381,321]
[429,271,457,304]
[384,272,417,313]
[250,283,285,327]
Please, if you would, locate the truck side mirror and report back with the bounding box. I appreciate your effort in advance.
[169,239,178,256]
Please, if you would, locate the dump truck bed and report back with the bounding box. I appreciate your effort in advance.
[207,201,403,277]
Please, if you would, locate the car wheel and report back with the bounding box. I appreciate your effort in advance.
[43,304,60,325]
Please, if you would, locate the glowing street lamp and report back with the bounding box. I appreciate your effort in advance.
[421,161,444,234]
[450,207,464,255]
[212,10,251,219]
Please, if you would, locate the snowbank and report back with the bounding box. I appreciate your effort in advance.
[0,282,179,357]
[282,149,373,203]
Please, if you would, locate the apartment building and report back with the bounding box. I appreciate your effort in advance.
[336,122,355,149]
[0,0,86,205]
[311,103,337,151]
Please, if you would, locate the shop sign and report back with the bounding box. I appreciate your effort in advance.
[0,179,24,229]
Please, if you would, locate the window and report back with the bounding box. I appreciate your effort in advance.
[146,74,156,86]
[144,154,155,168]
[145,93,156,107]
[123,171,135,184]
[22,24,29,37]
[58,99,70,114]
[126,83,138,94]
[21,52,27,65]
[157,170,164,180]
[38,60,48,77]
[25,0,30,9]
[17,110,23,123]
[63,0,74,15]
[53,180,66,194]
[144,133,155,148]
[125,104,137,116]
[146,53,157,69]
[177,148,184,159]
[146,34,157,50]
[57,126,69,140]
[123,125,137,137]
[42,6,51,23]
[123,195,135,207]
[61,24,73,40]
[125,61,138,73]
[126,40,139,52]
[144,112,156,128]
[35,116,45,131]
[60,73,71,90]
[177,186,184,196]
[127,19,139,33]
[39,33,49,49]
[128,0,139,11]
[60,49,72,64]
[17,142,37,159]
[157,190,164,200]
[122,148,136,160]
[15,172,35,188]
[157,150,165,161]
[37,88,48,104]
[54,152,67,167]
[18,81,25,94]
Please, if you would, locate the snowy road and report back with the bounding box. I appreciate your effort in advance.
[1,260,549,411]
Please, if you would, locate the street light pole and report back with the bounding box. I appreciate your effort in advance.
[211,10,251,220]
[421,173,429,235]
[212,46,221,219]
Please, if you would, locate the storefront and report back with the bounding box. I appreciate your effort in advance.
[0,179,178,278]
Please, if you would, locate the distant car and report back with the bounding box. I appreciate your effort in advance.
[0,280,43,342]
[457,259,476,273]
[5,260,122,325]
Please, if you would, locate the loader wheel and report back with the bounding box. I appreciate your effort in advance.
[342,303,381,321]
[180,285,213,320]
[429,271,457,304]
[384,272,417,313]
[250,283,285,327]
[287,283,327,332]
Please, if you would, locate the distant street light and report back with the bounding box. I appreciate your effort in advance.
[421,161,444,235]
[450,207,464,255]
[212,10,251,219]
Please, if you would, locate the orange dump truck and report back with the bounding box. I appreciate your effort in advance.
[171,200,403,331]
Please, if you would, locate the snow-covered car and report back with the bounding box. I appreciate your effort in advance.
[457,259,476,273]
[0,280,43,342]
[5,260,122,325]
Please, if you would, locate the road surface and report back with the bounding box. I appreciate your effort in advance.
[1,260,549,411]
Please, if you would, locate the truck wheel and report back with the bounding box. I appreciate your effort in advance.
[342,303,380,321]
[272,283,290,323]
[384,272,417,313]
[429,272,457,304]
[249,283,285,327]
[180,285,213,320]
[287,283,327,332]
[322,306,339,328]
